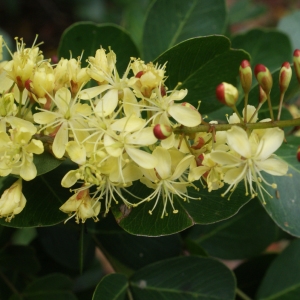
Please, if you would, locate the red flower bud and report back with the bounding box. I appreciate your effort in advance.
[216,82,238,107]
[293,49,300,84]
[153,124,172,140]
[254,64,273,94]
[279,62,292,94]
[239,60,252,94]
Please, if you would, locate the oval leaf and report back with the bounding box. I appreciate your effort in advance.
[256,239,300,299]
[112,181,249,236]
[186,199,281,259]
[93,273,128,300]
[143,0,226,61]
[154,36,250,113]
[232,29,292,73]
[130,256,236,300]
[58,22,139,74]
[258,135,300,237]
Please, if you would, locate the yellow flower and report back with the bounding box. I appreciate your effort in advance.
[210,126,288,202]
[0,179,26,222]
[34,87,91,158]
[0,127,44,180]
[59,188,100,224]
[138,147,198,218]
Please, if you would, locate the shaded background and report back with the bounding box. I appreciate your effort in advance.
[1,0,300,59]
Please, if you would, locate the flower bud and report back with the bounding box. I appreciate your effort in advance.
[254,64,273,94]
[279,62,292,94]
[297,146,300,162]
[0,179,26,222]
[153,124,172,140]
[293,49,300,83]
[239,60,252,94]
[216,82,238,107]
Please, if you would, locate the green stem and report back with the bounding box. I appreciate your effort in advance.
[267,93,274,120]
[236,287,253,300]
[174,118,300,135]
[244,93,249,122]
[127,289,134,300]
[0,271,21,296]
[277,92,285,121]
[79,223,84,275]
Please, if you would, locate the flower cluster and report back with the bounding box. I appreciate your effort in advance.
[0,36,292,223]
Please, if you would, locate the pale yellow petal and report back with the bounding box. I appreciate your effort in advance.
[152,147,171,179]
[95,89,118,117]
[227,126,251,158]
[66,141,86,164]
[168,105,201,127]
[79,85,111,99]
[53,122,68,158]
[257,158,288,176]
[125,147,157,169]
[255,128,284,160]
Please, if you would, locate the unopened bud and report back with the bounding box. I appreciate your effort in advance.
[279,62,292,94]
[259,86,267,104]
[293,49,300,83]
[239,60,252,94]
[153,124,172,140]
[216,82,238,107]
[254,64,273,94]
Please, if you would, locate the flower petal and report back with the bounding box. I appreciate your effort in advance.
[256,157,288,175]
[168,105,201,127]
[152,147,171,179]
[53,122,68,158]
[95,89,118,117]
[125,147,157,169]
[255,128,284,160]
[227,126,251,158]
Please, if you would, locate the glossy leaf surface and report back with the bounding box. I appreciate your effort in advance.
[143,0,226,61]
[130,256,236,300]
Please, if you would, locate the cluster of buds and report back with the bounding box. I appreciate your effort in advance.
[0,35,295,223]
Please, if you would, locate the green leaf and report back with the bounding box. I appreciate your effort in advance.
[256,239,300,300]
[231,29,292,73]
[142,0,227,61]
[112,179,249,236]
[94,213,182,270]
[37,223,95,271]
[0,162,75,228]
[16,273,77,300]
[186,199,281,259]
[234,254,277,300]
[154,35,250,114]
[278,10,300,51]
[130,256,236,300]
[58,22,139,74]
[0,245,40,273]
[259,135,300,237]
[93,273,128,300]
[34,151,64,176]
